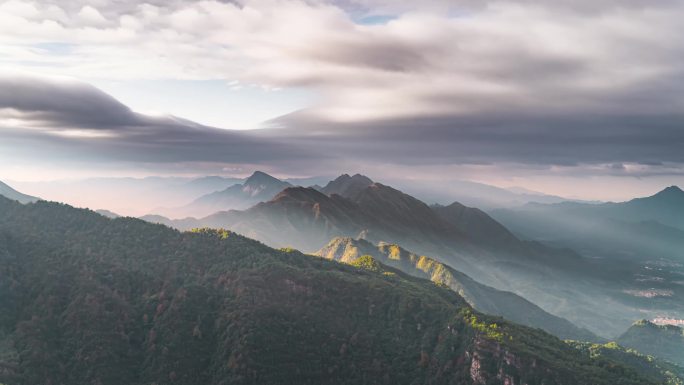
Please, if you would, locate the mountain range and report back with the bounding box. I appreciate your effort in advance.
[144,174,560,260]
[387,178,582,209]
[490,186,684,261]
[143,173,664,338]
[0,195,677,385]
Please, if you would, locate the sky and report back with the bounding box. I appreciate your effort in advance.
[1,0,684,201]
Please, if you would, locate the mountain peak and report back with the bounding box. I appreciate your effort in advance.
[657,185,684,196]
[322,173,374,197]
[351,173,373,182]
[645,185,684,203]
[245,171,281,186]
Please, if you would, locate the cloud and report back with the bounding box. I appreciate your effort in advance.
[271,108,684,168]
[0,74,318,169]
[0,75,137,127]
[4,73,681,175]
[0,0,683,185]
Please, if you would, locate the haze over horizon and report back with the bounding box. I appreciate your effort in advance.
[2,0,684,201]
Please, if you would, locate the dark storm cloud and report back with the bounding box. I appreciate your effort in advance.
[0,76,138,128]
[0,76,319,166]
[2,75,684,175]
[270,110,684,168]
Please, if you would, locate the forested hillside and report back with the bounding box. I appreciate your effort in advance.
[316,237,597,341]
[618,321,684,367]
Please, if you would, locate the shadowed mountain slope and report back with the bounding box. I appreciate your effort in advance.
[432,202,522,250]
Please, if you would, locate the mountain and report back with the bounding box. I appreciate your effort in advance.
[181,171,292,215]
[617,320,684,367]
[321,173,374,197]
[606,186,684,230]
[0,181,38,204]
[0,195,672,385]
[316,237,599,341]
[387,178,579,209]
[491,186,684,255]
[154,171,292,218]
[432,202,521,250]
[195,187,369,249]
[146,175,655,338]
[156,181,465,254]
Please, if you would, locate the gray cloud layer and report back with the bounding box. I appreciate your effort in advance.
[1,75,683,180]
[0,75,318,167]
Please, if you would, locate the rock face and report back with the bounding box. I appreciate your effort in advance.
[617,320,684,367]
[0,196,667,385]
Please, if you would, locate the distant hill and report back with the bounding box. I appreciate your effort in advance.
[95,209,120,218]
[567,341,684,385]
[605,186,684,230]
[153,171,292,218]
[388,178,579,209]
[617,320,684,367]
[491,186,684,257]
[489,186,684,293]
[0,196,665,385]
[316,237,599,341]
[0,181,38,204]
